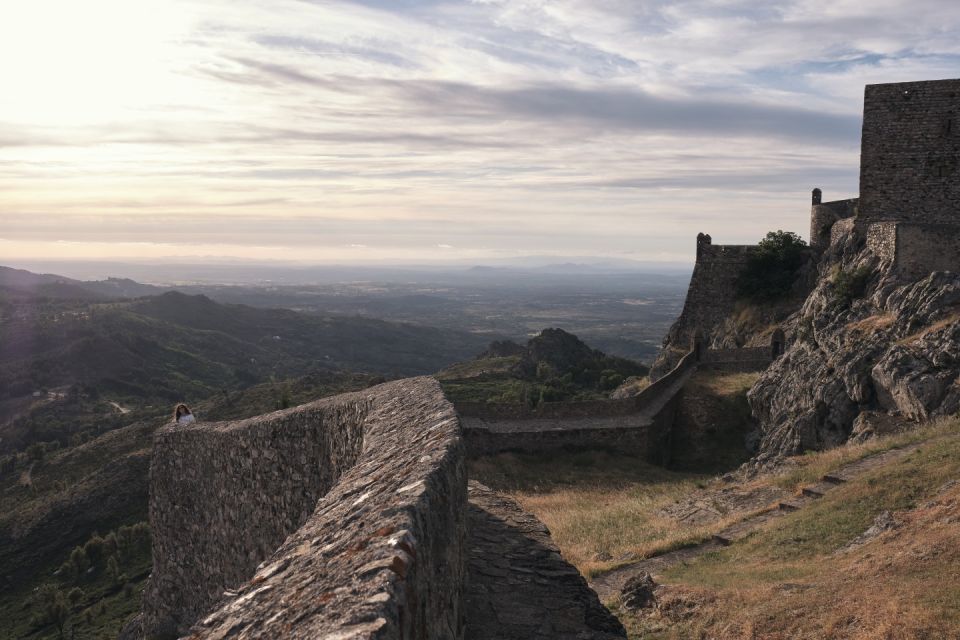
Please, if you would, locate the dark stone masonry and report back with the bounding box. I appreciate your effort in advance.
[141,378,468,639]
[859,79,960,227]
[465,482,625,639]
[134,377,623,640]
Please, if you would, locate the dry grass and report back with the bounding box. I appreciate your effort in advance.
[845,312,896,334]
[773,417,958,490]
[468,450,718,576]
[619,418,960,639]
[616,376,652,396]
[896,309,960,346]
[694,371,760,396]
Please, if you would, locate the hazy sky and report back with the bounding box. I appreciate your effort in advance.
[1,0,959,264]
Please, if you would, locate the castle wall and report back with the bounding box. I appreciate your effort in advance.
[895,224,960,277]
[810,198,859,248]
[143,378,467,640]
[866,222,899,262]
[460,351,696,464]
[868,222,960,277]
[671,238,756,350]
[859,79,960,226]
[830,218,857,247]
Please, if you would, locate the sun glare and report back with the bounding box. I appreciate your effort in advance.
[0,0,194,125]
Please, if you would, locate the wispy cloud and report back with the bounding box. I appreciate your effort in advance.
[0,0,958,263]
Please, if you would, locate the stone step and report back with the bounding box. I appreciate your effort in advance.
[801,486,826,498]
[778,502,801,511]
[712,534,731,546]
[821,474,846,484]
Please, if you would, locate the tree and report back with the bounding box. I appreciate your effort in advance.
[26,442,46,462]
[67,587,83,606]
[69,546,90,579]
[106,555,121,586]
[737,230,808,301]
[33,584,70,639]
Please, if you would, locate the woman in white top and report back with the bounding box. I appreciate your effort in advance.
[174,403,195,425]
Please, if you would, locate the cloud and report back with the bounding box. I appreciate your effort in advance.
[1,0,958,263]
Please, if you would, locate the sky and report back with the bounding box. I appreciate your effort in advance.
[1,0,959,265]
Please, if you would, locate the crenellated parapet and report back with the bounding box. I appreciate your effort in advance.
[809,189,859,249]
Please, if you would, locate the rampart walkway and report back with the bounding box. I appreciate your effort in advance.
[458,352,697,461]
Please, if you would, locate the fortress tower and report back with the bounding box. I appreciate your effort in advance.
[859,79,959,226]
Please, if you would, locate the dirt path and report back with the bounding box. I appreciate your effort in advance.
[109,401,131,415]
[590,442,926,602]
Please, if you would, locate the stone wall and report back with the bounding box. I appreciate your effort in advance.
[462,405,676,464]
[830,218,857,247]
[868,221,960,277]
[667,235,756,351]
[461,351,696,463]
[455,397,637,421]
[810,197,859,248]
[455,351,696,422]
[142,377,467,640]
[895,223,960,277]
[859,79,960,227]
[866,222,898,262]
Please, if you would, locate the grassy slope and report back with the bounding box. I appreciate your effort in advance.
[474,414,960,639]
[470,451,713,577]
[617,418,960,639]
[467,369,758,577]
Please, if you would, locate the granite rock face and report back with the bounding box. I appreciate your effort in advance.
[141,377,467,639]
[748,223,960,463]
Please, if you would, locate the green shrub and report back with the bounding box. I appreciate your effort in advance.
[737,230,808,301]
[31,584,70,638]
[67,587,83,605]
[832,266,873,304]
[26,442,46,462]
[69,546,90,578]
[106,555,121,586]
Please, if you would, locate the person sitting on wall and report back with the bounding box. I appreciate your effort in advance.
[174,403,196,425]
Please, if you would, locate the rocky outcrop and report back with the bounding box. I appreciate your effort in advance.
[748,222,960,463]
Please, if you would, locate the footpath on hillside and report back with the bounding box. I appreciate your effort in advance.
[589,441,928,602]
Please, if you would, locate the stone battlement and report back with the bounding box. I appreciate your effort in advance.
[459,351,697,460]
[136,377,623,640]
[658,78,959,379]
[142,377,467,639]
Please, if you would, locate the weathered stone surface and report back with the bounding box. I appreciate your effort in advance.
[748,221,960,462]
[142,377,467,640]
[620,573,657,611]
[859,79,960,228]
[465,482,625,639]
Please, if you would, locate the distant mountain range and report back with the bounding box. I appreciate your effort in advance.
[0,266,491,453]
[0,265,163,299]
